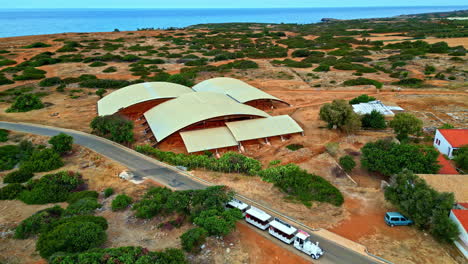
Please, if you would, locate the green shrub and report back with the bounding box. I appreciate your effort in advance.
[362,110,387,129]
[104,187,114,198]
[3,168,34,183]
[361,140,440,176]
[103,66,117,73]
[6,94,44,112]
[18,171,83,204]
[166,74,194,86]
[89,61,107,67]
[339,155,356,173]
[48,246,187,264]
[67,190,99,204]
[13,67,46,81]
[22,42,51,48]
[286,144,304,151]
[96,88,107,98]
[0,145,20,171]
[0,73,14,85]
[79,78,137,89]
[20,148,63,172]
[65,197,101,216]
[0,129,8,142]
[49,133,74,154]
[453,145,468,171]
[36,221,106,258]
[319,99,361,132]
[0,59,16,66]
[273,59,311,68]
[424,65,436,75]
[90,115,134,143]
[0,183,25,200]
[112,194,133,211]
[291,49,310,57]
[349,94,376,105]
[193,209,242,236]
[46,215,108,233]
[344,78,382,89]
[389,113,423,141]
[259,164,344,206]
[181,227,208,253]
[39,77,62,87]
[14,205,64,239]
[313,64,330,72]
[393,78,424,87]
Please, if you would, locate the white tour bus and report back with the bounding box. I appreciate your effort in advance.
[226,198,250,216]
[245,207,272,230]
[293,230,324,259]
[268,217,298,244]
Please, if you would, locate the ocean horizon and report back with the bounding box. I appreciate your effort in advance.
[0,6,467,38]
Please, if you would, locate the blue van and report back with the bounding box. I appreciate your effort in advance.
[385,212,413,227]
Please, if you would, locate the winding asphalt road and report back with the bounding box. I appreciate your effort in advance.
[0,121,385,264]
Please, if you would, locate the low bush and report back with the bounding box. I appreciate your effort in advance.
[48,246,187,264]
[79,78,139,89]
[393,78,424,87]
[46,215,108,233]
[96,88,107,98]
[361,110,387,129]
[64,197,101,216]
[39,77,62,87]
[22,42,51,48]
[344,77,382,89]
[36,221,106,258]
[453,146,468,171]
[181,227,208,253]
[18,171,83,204]
[89,61,107,67]
[193,209,242,236]
[286,144,304,151]
[0,59,16,66]
[313,64,330,72]
[259,164,344,206]
[104,187,114,198]
[291,49,311,57]
[0,73,14,85]
[0,129,8,142]
[3,168,34,183]
[49,133,74,154]
[102,66,117,73]
[67,190,99,204]
[20,148,63,172]
[0,145,20,171]
[273,59,312,68]
[13,67,46,81]
[90,115,134,143]
[339,155,356,173]
[111,194,133,211]
[14,205,64,239]
[6,94,44,112]
[349,94,376,105]
[0,183,25,200]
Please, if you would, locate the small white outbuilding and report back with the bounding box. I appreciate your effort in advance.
[433,129,468,158]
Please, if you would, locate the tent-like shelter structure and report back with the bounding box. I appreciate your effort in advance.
[97,78,303,153]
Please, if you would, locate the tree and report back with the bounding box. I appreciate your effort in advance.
[453,145,468,171]
[384,169,459,243]
[362,110,386,129]
[389,113,423,141]
[20,148,64,173]
[36,221,106,258]
[339,155,356,173]
[167,74,194,86]
[181,227,208,253]
[6,94,44,113]
[0,129,9,142]
[319,99,361,132]
[96,88,107,98]
[49,133,73,154]
[438,123,454,129]
[361,140,440,176]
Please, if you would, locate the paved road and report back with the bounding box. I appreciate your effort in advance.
[0,121,385,264]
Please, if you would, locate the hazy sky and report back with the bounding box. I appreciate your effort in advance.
[2,0,467,8]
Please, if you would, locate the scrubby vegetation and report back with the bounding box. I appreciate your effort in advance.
[49,133,74,154]
[6,94,44,112]
[349,94,376,105]
[111,194,133,211]
[0,129,8,142]
[90,115,134,143]
[344,78,382,89]
[361,110,387,129]
[319,99,361,133]
[389,113,423,141]
[339,155,356,173]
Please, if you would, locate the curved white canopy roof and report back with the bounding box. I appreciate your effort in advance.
[97,82,194,116]
[144,92,270,142]
[192,77,287,104]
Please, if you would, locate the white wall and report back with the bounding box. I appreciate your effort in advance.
[450,211,468,259]
[434,130,455,158]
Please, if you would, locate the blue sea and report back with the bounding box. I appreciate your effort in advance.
[0,6,467,38]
